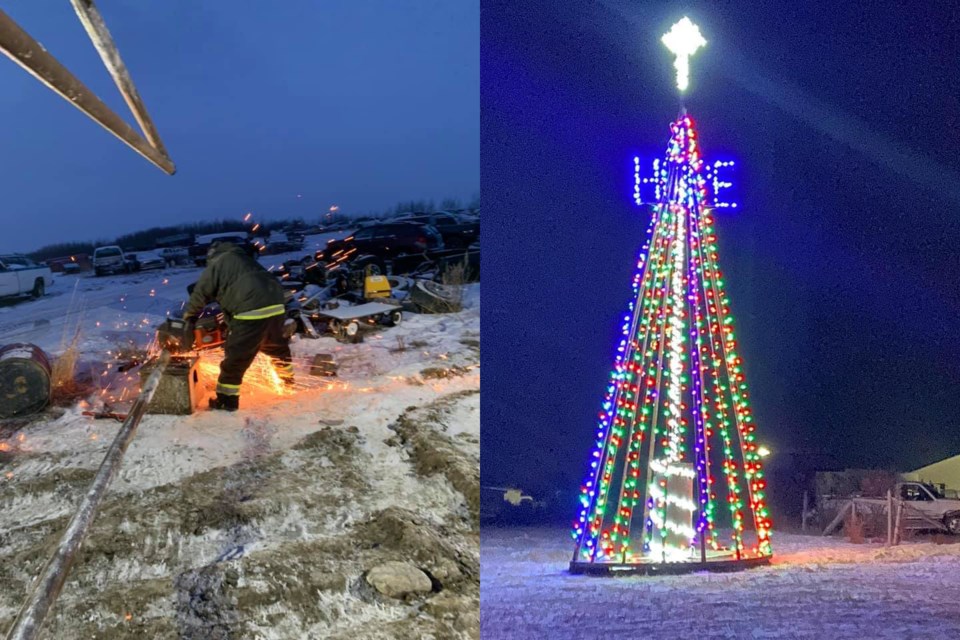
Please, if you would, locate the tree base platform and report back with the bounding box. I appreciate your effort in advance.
[569,553,771,576]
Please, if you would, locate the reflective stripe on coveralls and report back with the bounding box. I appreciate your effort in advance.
[233,304,285,320]
[216,382,241,396]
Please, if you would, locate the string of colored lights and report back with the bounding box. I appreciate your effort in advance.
[690,195,747,552]
[623,196,679,560]
[644,118,703,559]
[686,194,717,547]
[635,235,673,559]
[683,128,725,551]
[651,117,724,560]
[693,193,773,555]
[587,228,666,562]
[572,193,663,561]
[611,201,677,561]
[663,204,688,465]
[572,111,773,565]
[646,202,690,558]
[599,162,680,562]
[608,158,684,564]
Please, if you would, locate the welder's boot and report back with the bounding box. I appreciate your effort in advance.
[208,393,239,412]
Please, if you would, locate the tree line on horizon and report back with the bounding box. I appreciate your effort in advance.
[27,195,479,261]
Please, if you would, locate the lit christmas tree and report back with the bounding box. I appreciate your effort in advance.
[570,18,773,575]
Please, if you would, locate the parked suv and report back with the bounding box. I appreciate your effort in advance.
[315,222,443,267]
[92,245,128,276]
[397,211,479,248]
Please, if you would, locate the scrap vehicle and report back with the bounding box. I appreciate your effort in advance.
[155,233,194,266]
[92,245,130,276]
[390,244,480,282]
[283,227,306,248]
[278,239,477,313]
[0,254,53,298]
[189,232,258,267]
[889,481,960,534]
[308,221,477,281]
[157,294,399,348]
[819,477,960,535]
[262,231,303,254]
[315,221,444,272]
[159,246,191,266]
[128,251,166,271]
[396,211,479,248]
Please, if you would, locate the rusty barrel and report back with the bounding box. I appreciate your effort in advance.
[0,343,52,419]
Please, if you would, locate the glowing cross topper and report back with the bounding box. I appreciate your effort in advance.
[661,17,706,92]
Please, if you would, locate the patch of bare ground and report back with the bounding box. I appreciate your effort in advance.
[1,393,478,639]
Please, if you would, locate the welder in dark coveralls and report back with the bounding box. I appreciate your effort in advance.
[182,241,294,411]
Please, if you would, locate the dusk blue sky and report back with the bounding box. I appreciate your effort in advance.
[0,1,478,253]
[482,0,960,517]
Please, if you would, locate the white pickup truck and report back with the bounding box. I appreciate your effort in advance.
[0,254,53,299]
[92,245,129,276]
[894,481,960,534]
[820,480,960,536]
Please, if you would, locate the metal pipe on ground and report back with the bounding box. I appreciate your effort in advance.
[4,350,171,640]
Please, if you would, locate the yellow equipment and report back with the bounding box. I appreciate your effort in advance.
[363,274,391,299]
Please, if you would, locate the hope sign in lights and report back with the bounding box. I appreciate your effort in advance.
[634,157,738,209]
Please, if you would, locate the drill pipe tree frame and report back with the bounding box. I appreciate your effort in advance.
[0,1,175,174]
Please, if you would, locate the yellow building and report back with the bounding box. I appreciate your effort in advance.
[904,455,960,496]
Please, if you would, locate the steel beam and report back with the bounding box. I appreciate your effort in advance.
[69,0,170,157]
[4,350,171,640]
[0,7,174,174]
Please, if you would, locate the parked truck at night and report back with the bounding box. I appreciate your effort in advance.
[0,254,53,298]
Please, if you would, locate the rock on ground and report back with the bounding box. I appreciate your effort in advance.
[365,561,433,599]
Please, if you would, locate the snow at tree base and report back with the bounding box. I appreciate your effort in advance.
[0,232,480,639]
[483,526,960,639]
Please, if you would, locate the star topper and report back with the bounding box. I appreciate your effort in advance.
[661,17,706,93]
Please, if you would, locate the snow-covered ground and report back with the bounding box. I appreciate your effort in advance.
[0,233,479,639]
[0,231,352,352]
[481,526,960,639]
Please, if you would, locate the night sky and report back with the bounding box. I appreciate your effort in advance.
[481,0,960,512]
[0,1,478,253]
